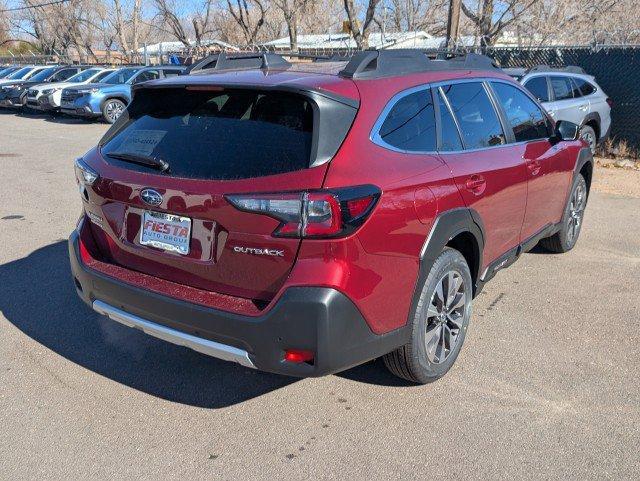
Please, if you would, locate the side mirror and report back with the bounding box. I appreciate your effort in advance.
[553,120,580,142]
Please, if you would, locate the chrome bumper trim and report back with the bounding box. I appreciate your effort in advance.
[92,300,256,369]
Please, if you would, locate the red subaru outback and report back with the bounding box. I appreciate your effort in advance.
[69,51,592,383]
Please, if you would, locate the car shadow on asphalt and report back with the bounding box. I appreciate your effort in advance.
[0,241,297,408]
[1,241,411,408]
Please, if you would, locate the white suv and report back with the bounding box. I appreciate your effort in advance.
[26,67,114,113]
[508,66,612,153]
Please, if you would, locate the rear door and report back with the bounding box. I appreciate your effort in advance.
[489,81,572,242]
[88,86,356,301]
[437,81,528,268]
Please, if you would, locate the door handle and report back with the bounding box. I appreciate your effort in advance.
[578,104,589,111]
[527,159,541,176]
[548,110,556,117]
[465,174,486,195]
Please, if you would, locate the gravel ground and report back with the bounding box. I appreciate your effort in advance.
[0,112,639,480]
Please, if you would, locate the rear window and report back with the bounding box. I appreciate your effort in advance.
[378,88,436,152]
[100,88,314,180]
[574,78,596,96]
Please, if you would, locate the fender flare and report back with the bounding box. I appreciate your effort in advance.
[580,112,601,139]
[406,208,485,326]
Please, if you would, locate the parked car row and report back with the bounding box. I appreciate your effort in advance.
[0,64,185,123]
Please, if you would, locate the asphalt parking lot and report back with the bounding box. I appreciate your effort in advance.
[0,111,639,480]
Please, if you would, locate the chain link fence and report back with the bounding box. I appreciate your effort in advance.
[487,45,640,151]
[2,43,639,150]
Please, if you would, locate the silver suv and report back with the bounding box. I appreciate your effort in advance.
[507,66,612,153]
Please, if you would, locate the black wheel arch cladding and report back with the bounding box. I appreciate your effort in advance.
[408,208,484,326]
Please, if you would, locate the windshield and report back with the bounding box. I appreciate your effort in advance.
[0,67,16,77]
[7,67,32,79]
[28,67,58,82]
[67,68,101,83]
[101,88,314,180]
[93,70,114,82]
[102,68,140,85]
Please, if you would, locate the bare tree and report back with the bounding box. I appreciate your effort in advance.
[343,0,381,49]
[225,0,269,46]
[271,0,313,51]
[386,0,448,33]
[461,0,539,47]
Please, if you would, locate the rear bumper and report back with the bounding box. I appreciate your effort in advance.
[69,230,408,377]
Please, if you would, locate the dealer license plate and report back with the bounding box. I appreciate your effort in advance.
[140,210,191,255]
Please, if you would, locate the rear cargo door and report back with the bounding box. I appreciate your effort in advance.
[88,86,356,302]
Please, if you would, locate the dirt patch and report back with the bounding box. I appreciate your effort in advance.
[592,162,640,198]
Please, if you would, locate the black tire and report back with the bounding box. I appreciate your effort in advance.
[101,98,126,124]
[383,247,472,384]
[579,125,597,155]
[540,173,588,253]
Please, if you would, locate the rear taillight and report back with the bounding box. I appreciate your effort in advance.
[226,185,380,239]
[606,97,614,108]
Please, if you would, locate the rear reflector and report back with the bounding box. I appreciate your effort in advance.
[284,349,314,364]
[226,185,380,239]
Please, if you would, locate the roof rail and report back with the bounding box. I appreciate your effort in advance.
[338,49,499,80]
[188,52,291,74]
[528,64,586,75]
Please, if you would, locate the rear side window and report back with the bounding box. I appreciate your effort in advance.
[436,89,463,151]
[523,77,549,102]
[573,78,596,96]
[550,76,574,101]
[378,88,436,152]
[442,82,506,149]
[100,89,314,180]
[492,82,550,142]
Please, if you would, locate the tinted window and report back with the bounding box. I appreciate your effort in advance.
[133,70,160,84]
[67,68,101,83]
[100,89,314,180]
[436,89,463,151]
[574,78,596,96]
[51,68,78,82]
[28,67,57,82]
[523,77,549,102]
[442,82,506,149]
[94,70,114,82]
[492,82,550,142]
[550,76,574,101]
[162,69,182,78]
[103,68,140,84]
[7,67,31,79]
[378,88,436,152]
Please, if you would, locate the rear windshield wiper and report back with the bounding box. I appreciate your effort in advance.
[105,152,170,173]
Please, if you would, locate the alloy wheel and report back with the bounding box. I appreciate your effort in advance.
[425,270,467,364]
[105,101,124,122]
[567,181,586,244]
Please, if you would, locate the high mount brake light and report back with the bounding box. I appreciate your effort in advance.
[226,185,380,239]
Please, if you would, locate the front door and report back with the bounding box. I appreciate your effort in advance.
[489,81,573,242]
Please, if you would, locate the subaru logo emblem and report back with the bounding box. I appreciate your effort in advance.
[140,188,163,206]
